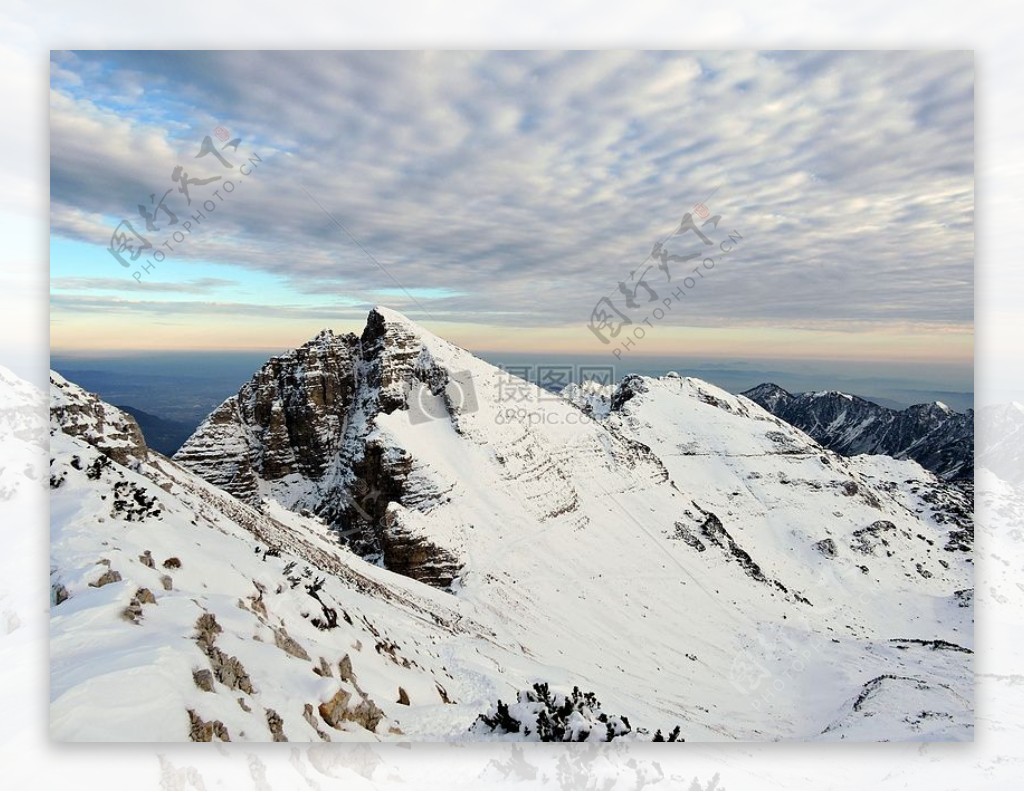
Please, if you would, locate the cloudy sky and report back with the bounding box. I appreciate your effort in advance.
[50,50,973,372]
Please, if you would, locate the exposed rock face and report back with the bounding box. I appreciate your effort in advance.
[742,383,973,481]
[135,587,156,605]
[173,330,362,504]
[265,708,287,741]
[52,584,70,605]
[379,519,460,588]
[338,654,354,683]
[303,703,332,741]
[187,709,230,742]
[850,520,898,555]
[318,687,384,733]
[272,626,311,661]
[50,372,148,466]
[174,308,465,588]
[89,569,122,588]
[814,538,837,558]
[193,613,255,694]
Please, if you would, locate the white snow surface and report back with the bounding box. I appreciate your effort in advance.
[48,309,973,742]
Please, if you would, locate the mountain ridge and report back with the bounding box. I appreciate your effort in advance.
[741,382,973,481]
[48,308,975,741]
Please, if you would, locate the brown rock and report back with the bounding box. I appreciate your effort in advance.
[193,669,215,692]
[348,697,384,732]
[135,587,156,605]
[378,519,461,589]
[187,709,230,742]
[397,686,410,705]
[193,613,254,693]
[160,575,173,591]
[162,557,182,569]
[89,569,122,588]
[272,626,310,660]
[139,550,155,568]
[121,599,143,623]
[194,613,222,648]
[265,708,287,742]
[303,703,332,741]
[318,687,352,728]
[318,687,383,733]
[172,330,360,504]
[207,647,254,694]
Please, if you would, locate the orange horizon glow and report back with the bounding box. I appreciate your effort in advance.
[49,314,973,367]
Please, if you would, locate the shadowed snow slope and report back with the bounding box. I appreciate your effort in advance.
[51,308,973,741]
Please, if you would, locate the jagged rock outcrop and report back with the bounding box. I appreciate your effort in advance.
[50,372,148,466]
[742,383,973,481]
[173,309,473,588]
[187,710,230,742]
[172,329,362,503]
[318,686,384,733]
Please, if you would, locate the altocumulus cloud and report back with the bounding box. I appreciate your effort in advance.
[50,50,973,333]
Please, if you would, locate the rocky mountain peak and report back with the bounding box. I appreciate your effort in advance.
[174,307,474,586]
[740,382,793,412]
[173,326,362,503]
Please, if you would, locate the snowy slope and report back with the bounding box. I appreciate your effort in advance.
[50,376,512,742]
[162,308,974,741]
[976,401,1024,486]
[0,364,47,757]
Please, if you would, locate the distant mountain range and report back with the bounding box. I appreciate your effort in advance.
[741,384,973,481]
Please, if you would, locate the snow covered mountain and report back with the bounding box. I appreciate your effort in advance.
[1,364,47,692]
[50,309,974,742]
[741,383,973,481]
[50,371,510,742]
[976,401,1024,487]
